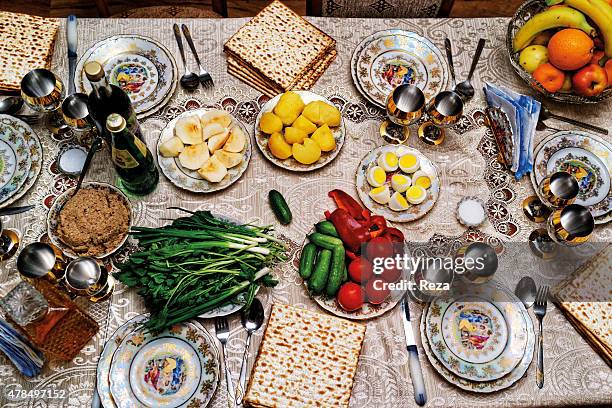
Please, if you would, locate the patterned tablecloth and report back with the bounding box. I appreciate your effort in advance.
[0,17,610,408]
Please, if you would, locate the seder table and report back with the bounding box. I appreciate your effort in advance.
[0,16,610,408]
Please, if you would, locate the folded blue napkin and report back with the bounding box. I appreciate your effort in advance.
[0,318,44,377]
[484,83,540,180]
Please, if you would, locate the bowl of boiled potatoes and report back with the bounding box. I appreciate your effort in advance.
[255,91,345,171]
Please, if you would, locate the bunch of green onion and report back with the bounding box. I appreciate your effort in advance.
[116,210,286,332]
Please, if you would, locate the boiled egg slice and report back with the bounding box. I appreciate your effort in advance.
[395,145,411,157]
[412,170,432,190]
[406,185,427,205]
[389,191,410,211]
[367,166,387,187]
[399,153,420,173]
[369,185,391,204]
[377,151,399,172]
[391,174,411,193]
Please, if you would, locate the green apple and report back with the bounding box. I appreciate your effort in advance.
[519,45,549,74]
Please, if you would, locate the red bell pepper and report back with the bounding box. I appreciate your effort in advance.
[328,189,370,221]
[326,208,370,253]
[380,227,404,243]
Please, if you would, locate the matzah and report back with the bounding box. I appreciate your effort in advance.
[224,1,335,91]
[244,303,365,408]
[0,12,59,92]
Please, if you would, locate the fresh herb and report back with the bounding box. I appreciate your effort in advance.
[116,210,286,332]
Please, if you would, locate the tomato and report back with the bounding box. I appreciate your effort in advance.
[336,282,364,311]
[365,278,390,304]
[380,264,402,283]
[348,257,373,283]
[365,236,393,262]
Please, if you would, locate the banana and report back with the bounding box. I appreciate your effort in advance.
[563,0,612,57]
[513,7,596,52]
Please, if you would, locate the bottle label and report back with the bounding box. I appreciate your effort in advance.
[112,148,139,169]
[133,136,148,158]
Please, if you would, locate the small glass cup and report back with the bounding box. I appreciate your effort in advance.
[381,84,426,144]
[546,204,595,246]
[420,90,464,145]
[538,171,579,209]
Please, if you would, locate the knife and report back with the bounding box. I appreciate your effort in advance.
[0,205,35,216]
[400,295,427,406]
[66,15,78,95]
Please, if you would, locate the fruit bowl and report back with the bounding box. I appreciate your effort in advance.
[506,0,611,104]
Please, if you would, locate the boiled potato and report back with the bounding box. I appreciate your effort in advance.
[268,132,292,160]
[179,143,209,170]
[292,115,317,134]
[224,126,246,153]
[213,150,243,168]
[198,156,227,183]
[175,115,202,145]
[259,111,283,134]
[159,136,184,158]
[302,101,321,125]
[318,101,341,127]
[311,125,336,152]
[292,137,321,165]
[284,127,307,144]
[273,91,304,126]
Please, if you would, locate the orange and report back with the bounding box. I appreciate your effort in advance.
[533,63,566,93]
[547,29,594,71]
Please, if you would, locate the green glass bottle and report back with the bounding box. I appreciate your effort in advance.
[106,113,159,195]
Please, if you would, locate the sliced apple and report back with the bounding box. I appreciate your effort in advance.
[159,136,184,158]
[203,123,226,142]
[208,130,230,154]
[178,143,209,170]
[213,150,243,168]
[201,109,232,128]
[174,115,202,145]
[198,156,227,183]
[224,126,247,153]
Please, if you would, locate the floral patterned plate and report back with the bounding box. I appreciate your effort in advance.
[109,321,219,408]
[0,115,43,209]
[254,91,346,172]
[0,119,32,205]
[0,140,17,189]
[351,30,448,109]
[532,131,612,223]
[421,280,534,392]
[157,109,252,194]
[76,35,178,118]
[356,145,440,223]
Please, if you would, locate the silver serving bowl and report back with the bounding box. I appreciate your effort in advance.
[506,0,611,104]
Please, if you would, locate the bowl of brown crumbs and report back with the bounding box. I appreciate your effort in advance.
[47,182,132,258]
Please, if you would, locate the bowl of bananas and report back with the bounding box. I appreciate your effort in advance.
[506,0,612,103]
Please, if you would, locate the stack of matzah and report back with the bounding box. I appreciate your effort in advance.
[244,303,366,408]
[0,12,59,92]
[553,244,611,367]
[224,1,336,97]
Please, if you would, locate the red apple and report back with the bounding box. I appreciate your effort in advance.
[606,60,612,87]
[572,64,608,96]
[590,50,605,65]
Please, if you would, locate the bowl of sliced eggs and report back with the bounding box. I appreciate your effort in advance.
[356,145,440,222]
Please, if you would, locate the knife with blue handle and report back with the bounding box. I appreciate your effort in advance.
[400,295,427,406]
[66,15,78,95]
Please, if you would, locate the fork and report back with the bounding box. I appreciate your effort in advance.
[181,24,214,89]
[534,285,549,389]
[13,114,43,126]
[215,317,236,408]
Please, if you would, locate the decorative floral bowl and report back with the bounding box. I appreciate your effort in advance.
[506,0,611,104]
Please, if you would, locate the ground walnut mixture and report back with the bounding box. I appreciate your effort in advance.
[56,187,130,257]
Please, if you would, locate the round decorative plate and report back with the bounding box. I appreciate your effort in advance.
[421,280,534,392]
[157,109,252,193]
[47,182,133,259]
[254,91,346,172]
[0,115,43,209]
[532,131,612,223]
[109,321,219,408]
[0,119,32,205]
[356,145,440,223]
[75,35,178,118]
[351,30,448,109]
[97,314,149,408]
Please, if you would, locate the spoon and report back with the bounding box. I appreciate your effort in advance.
[0,96,24,115]
[455,38,486,101]
[173,23,199,91]
[74,137,101,194]
[235,298,265,406]
[515,276,537,309]
[539,106,608,135]
[444,38,457,88]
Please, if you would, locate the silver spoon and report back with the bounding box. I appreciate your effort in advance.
[515,276,537,309]
[0,96,24,115]
[455,38,486,101]
[235,298,265,406]
[173,24,199,91]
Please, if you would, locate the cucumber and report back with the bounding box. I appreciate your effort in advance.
[325,247,346,297]
[268,190,292,225]
[308,249,332,295]
[308,233,344,251]
[315,221,339,237]
[299,243,317,279]
[341,264,348,283]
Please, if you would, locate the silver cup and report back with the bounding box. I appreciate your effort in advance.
[538,171,579,209]
[546,204,595,246]
[20,69,65,112]
[455,242,498,284]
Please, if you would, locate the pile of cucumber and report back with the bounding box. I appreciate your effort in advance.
[299,221,348,297]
